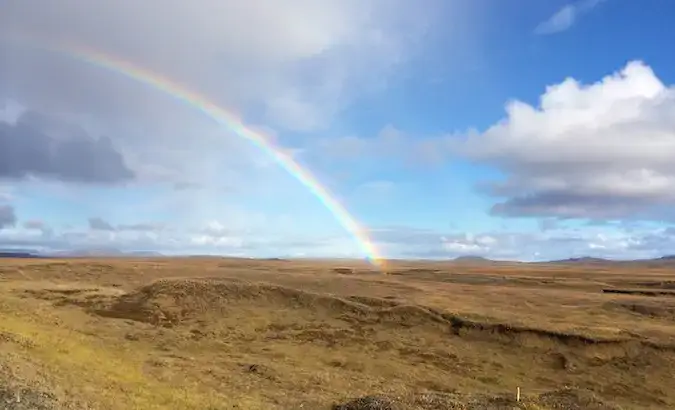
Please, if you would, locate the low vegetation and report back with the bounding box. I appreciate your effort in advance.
[1,257,674,409]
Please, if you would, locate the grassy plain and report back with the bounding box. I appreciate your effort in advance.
[1,257,674,409]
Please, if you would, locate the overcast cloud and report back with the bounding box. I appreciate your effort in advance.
[0,0,443,133]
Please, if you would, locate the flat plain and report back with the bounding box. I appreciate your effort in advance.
[1,257,674,409]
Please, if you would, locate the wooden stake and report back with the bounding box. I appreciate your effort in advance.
[516,386,521,402]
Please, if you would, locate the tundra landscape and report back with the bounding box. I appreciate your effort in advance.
[1,256,674,409]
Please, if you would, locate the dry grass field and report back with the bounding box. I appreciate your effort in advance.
[1,257,674,409]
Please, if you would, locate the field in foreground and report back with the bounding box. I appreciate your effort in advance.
[1,257,675,409]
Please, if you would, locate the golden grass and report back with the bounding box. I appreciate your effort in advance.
[1,257,675,409]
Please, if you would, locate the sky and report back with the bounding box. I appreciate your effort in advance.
[1,0,675,262]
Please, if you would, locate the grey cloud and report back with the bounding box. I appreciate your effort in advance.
[459,61,675,222]
[0,205,16,229]
[0,0,447,133]
[489,193,674,220]
[88,217,115,231]
[0,112,134,184]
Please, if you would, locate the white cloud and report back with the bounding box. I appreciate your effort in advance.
[2,214,675,261]
[458,60,675,221]
[534,0,606,35]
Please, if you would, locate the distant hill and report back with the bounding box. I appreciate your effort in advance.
[0,251,41,258]
[544,256,612,264]
[452,256,494,264]
[540,255,675,265]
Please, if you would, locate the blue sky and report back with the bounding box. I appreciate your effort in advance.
[2,0,675,261]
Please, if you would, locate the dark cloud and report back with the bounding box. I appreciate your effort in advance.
[0,111,134,184]
[489,193,674,220]
[0,204,16,229]
[88,217,115,231]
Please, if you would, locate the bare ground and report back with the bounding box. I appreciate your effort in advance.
[1,257,674,409]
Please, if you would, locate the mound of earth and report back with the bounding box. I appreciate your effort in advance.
[97,279,674,350]
[98,278,453,328]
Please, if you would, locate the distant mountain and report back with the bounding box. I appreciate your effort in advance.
[452,255,494,264]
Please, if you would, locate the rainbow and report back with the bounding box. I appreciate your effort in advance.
[24,39,384,268]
